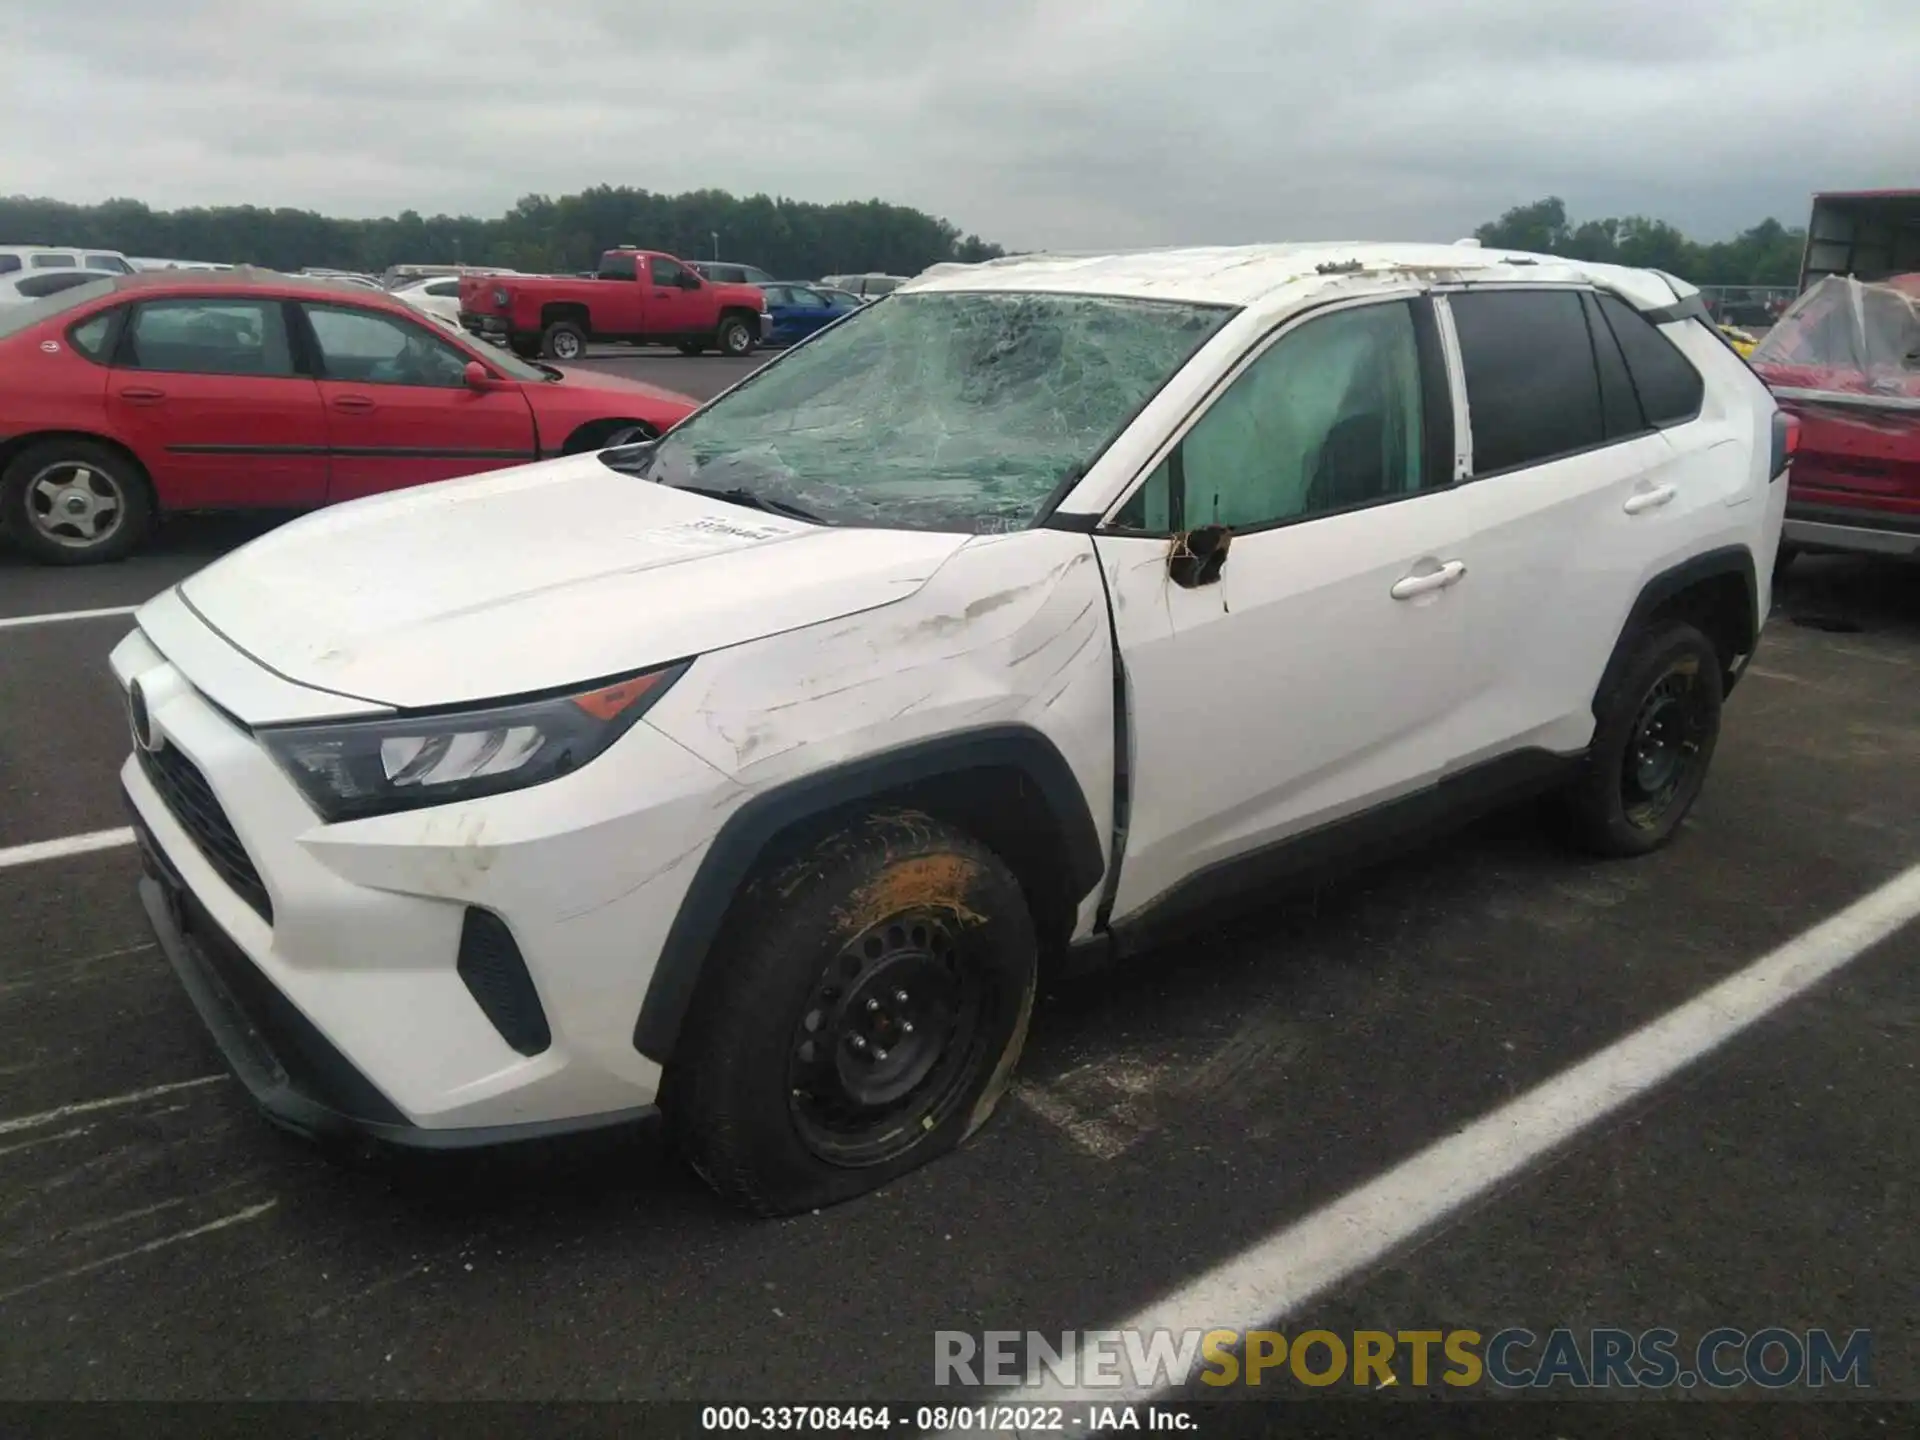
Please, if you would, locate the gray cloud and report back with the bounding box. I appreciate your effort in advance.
[2,0,1913,248]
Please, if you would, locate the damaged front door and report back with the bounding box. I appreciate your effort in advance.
[1092,295,1479,923]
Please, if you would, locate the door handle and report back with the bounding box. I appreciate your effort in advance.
[118,387,166,403]
[1390,560,1466,600]
[331,395,375,412]
[1623,484,1678,514]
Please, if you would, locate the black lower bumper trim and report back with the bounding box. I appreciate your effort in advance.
[130,799,657,1153]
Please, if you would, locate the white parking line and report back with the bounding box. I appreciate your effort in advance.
[0,828,135,871]
[993,857,1920,1411]
[0,604,137,632]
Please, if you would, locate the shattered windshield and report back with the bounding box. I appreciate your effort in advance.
[617,290,1234,531]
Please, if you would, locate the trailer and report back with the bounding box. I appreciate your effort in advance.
[1798,190,1920,292]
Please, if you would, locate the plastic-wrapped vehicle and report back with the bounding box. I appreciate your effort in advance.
[1750,274,1920,564]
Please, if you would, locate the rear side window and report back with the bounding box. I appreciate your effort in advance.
[69,308,120,359]
[15,270,106,299]
[598,252,638,280]
[1593,293,1705,426]
[1581,292,1646,439]
[31,253,77,269]
[0,256,20,274]
[1450,289,1604,475]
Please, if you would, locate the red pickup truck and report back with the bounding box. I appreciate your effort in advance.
[459,249,771,361]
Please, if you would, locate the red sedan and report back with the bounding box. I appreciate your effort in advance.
[0,270,699,564]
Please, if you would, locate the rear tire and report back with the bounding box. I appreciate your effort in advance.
[540,320,587,361]
[1555,621,1723,857]
[0,439,154,566]
[715,315,755,357]
[666,811,1038,1216]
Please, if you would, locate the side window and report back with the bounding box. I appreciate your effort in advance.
[1594,293,1705,427]
[425,280,461,297]
[69,308,121,361]
[86,255,133,274]
[122,299,296,376]
[1450,289,1603,474]
[599,253,638,280]
[651,257,692,286]
[790,287,830,310]
[17,271,105,299]
[1580,292,1646,439]
[1114,301,1428,532]
[760,286,790,306]
[303,304,470,387]
[0,256,20,275]
[31,254,77,269]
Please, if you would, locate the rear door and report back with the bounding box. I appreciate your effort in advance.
[295,301,537,502]
[104,295,328,508]
[1438,286,1702,761]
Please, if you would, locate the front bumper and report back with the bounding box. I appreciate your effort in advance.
[112,622,742,1145]
[460,311,510,340]
[759,312,773,342]
[131,800,654,1150]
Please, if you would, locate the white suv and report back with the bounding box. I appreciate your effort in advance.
[113,242,1791,1214]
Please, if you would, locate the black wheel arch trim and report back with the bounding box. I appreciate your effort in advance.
[1593,544,1758,711]
[631,724,1105,1065]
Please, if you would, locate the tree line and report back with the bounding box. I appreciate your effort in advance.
[1472,197,1805,287]
[0,186,1007,279]
[3,185,1807,288]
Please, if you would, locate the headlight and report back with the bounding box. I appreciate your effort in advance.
[259,662,687,822]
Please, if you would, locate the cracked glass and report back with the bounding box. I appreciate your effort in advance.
[622,290,1235,532]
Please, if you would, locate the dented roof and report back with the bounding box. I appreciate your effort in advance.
[908,241,1692,314]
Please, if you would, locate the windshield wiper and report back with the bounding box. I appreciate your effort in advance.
[671,483,824,525]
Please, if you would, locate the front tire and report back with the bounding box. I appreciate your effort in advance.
[1556,620,1723,857]
[667,811,1038,1216]
[715,315,755,357]
[0,439,153,565]
[540,320,587,360]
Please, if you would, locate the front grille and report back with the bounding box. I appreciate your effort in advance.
[137,743,274,924]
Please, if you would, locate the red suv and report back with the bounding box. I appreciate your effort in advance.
[0,269,698,564]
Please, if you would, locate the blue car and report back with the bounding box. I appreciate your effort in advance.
[761,283,859,346]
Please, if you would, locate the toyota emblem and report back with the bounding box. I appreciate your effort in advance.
[128,680,159,752]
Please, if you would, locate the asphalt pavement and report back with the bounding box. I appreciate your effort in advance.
[0,357,1916,1415]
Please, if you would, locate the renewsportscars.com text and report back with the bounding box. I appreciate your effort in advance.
[934,1326,1873,1391]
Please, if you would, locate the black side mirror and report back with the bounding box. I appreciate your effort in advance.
[1169,525,1232,588]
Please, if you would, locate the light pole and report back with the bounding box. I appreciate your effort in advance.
[711,231,720,261]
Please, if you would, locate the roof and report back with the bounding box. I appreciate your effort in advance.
[905,241,1691,312]
[62,266,416,305]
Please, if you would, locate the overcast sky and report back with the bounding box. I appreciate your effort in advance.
[3,0,1913,249]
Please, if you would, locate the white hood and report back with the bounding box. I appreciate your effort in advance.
[175,455,970,710]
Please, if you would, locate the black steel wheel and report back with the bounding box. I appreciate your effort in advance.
[667,811,1037,1215]
[1557,620,1724,857]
